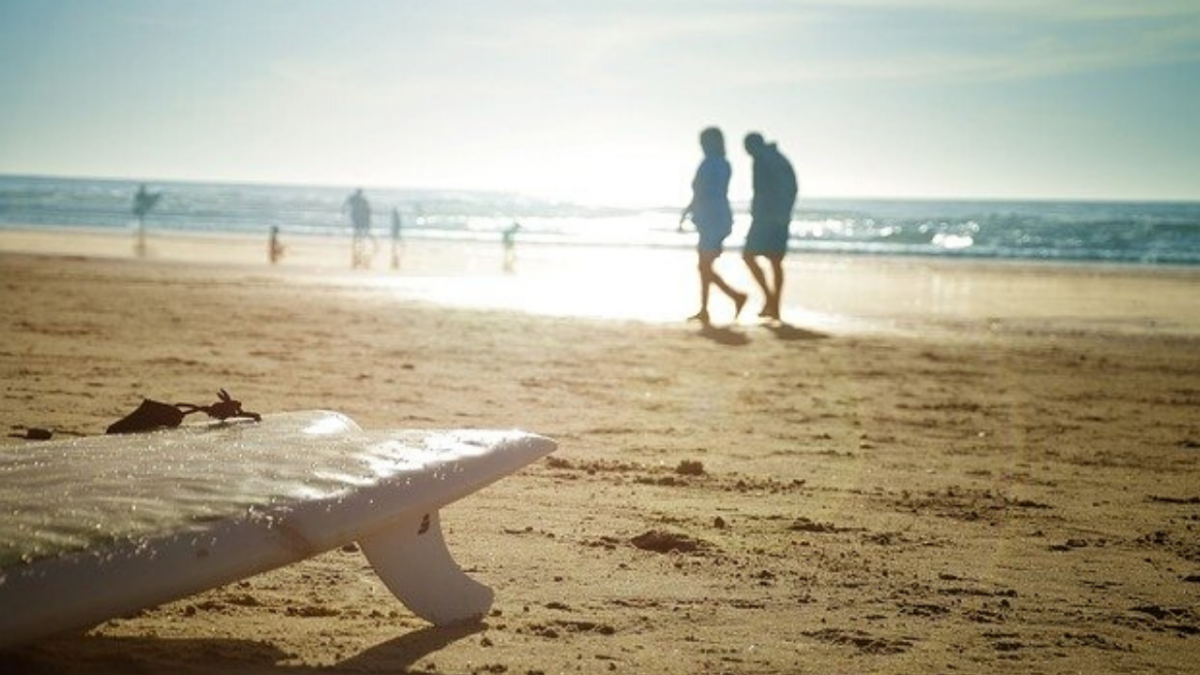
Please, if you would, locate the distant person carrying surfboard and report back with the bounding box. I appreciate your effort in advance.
[130,183,162,258]
[742,132,798,321]
[680,127,747,326]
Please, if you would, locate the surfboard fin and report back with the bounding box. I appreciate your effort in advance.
[358,511,493,625]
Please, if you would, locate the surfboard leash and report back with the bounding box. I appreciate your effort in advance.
[106,389,262,435]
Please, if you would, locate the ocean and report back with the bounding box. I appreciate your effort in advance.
[1,174,1198,266]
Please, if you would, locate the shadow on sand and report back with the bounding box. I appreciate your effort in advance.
[765,322,829,342]
[0,622,485,675]
[697,324,750,346]
[695,322,827,346]
[340,622,484,672]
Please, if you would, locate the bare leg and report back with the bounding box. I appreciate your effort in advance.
[695,252,747,322]
[692,254,714,324]
[743,252,773,315]
[768,255,784,319]
[710,268,747,318]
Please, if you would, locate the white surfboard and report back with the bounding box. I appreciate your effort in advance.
[0,411,556,648]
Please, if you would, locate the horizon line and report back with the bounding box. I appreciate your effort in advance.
[2,171,1198,208]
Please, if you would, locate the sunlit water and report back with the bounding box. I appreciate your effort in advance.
[315,243,863,332]
[3,175,1197,335]
[2,175,1198,265]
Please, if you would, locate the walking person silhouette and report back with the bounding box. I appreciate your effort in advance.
[680,127,747,325]
[130,183,161,258]
[343,188,375,269]
[390,207,403,270]
[742,132,797,320]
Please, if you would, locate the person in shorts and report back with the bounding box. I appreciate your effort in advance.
[343,188,375,269]
[742,132,798,320]
[680,127,747,325]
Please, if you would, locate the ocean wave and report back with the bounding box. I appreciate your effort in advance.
[1,176,1197,266]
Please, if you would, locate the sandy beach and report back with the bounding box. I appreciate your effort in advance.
[1,231,1199,674]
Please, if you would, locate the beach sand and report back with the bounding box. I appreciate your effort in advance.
[1,230,1199,674]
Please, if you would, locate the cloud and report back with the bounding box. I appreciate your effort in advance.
[634,1,1200,85]
[443,1,1200,86]
[782,0,1200,21]
[741,23,1200,85]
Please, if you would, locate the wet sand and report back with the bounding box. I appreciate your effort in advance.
[1,234,1199,674]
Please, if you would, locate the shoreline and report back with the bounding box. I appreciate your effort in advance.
[3,222,1200,273]
[3,227,1198,338]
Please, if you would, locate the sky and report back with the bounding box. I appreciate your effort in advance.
[1,0,1198,205]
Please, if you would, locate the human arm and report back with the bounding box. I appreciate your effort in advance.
[680,202,693,226]
[680,163,704,225]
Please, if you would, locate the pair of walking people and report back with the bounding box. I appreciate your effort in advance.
[680,127,797,325]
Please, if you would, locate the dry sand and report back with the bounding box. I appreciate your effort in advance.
[1,232,1199,674]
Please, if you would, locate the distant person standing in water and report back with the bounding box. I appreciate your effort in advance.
[389,207,403,270]
[680,127,747,325]
[742,132,797,320]
[130,183,161,258]
[343,188,374,269]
